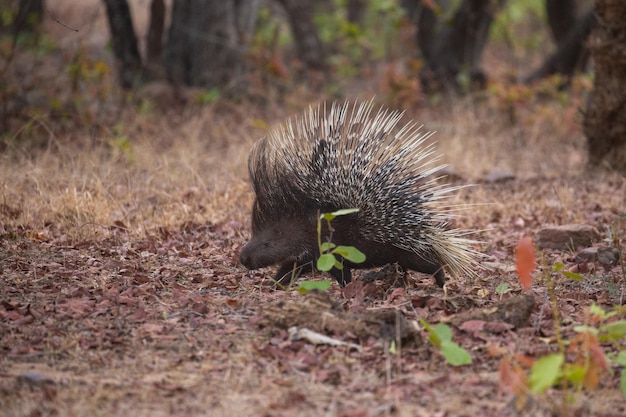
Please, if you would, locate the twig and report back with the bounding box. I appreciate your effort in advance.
[44,0,79,32]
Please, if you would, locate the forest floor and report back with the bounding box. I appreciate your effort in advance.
[1,2,626,417]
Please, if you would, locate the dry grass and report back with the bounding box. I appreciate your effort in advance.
[0,83,596,236]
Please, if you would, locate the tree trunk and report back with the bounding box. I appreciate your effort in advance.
[103,0,144,89]
[410,0,502,93]
[546,0,577,43]
[525,10,595,83]
[274,0,327,72]
[164,0,260,89]
[583,0,626,171]
[346,0,366,24]
[14,0,43,36]
[145,0,165,79]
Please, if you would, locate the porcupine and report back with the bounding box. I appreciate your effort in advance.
[239,100,477,288]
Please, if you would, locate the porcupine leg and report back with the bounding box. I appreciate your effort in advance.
[328,266,351,287]
[396,264,445,287]
[432,269,446,287]
[411,260,446,287]
[396,251,447,287]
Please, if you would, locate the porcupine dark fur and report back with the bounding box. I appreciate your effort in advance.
[239,100,477,287]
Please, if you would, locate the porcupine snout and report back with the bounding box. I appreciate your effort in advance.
[239,232,282,270]
[239,215,317,272]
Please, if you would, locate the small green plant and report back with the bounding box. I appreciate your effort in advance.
[520,303,625,396]
[552,262,583,281]
[500,237,626,414]
[196,88,220,105]
[419,319,472,366]
[294,208,365,293]
[296,280,332,294]
[316,208,366,273]
[495,282,511,299]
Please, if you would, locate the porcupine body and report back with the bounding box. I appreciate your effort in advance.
[239,100,476,287]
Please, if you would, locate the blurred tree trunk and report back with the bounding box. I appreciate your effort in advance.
[346,0,366,24]
[583,0,626,171]
[274,0,327,72]
[103,0,144,89]
[145,0,165,79]
[408,0,502,93]
[14,0,43,36]
[0,0,42,46]
[525,4,594,83]
[163,0,260,89]
[102,0,259,90]
[546,0,577,43]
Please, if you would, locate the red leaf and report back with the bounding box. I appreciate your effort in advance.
[499,357,528,403]
[387,287,405,303]
[515,237,536,289]
[459,320,486,334]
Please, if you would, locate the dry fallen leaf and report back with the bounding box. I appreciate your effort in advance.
[515,237,536,290]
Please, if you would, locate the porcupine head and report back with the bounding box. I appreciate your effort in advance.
[239,101,477,288]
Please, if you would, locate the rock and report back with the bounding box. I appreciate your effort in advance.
[483,168,516,183]
[575,247,598,263]
[439,166,464,181]
[575,246,619,271]
[597,246,621,270]
[535,224,601,250]
[449,294,536,329]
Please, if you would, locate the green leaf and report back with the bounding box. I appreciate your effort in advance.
[599,320,626,341]
[440,341,472,366]
[616,351,626,367]
[562,271,584,281]
[297,280,332,294]
[418,318,432,332]
[552,263,565,272]
[196,87,220,104]
[495,283,510,295]
[528,353,564,394]
[333,245,366,264]
[419,319,440,347]
[433,323,453,343]
[317,254,336,271]
[320,212,337,222]
[589,303,617,321]
[320,241,336,253]
[329,208,359,217]
[589,303,606,318]
[562,363,585,388]
[573,325,599,335]
[320,208,359,222]
[621,370,626,396]
[389,339,397,355]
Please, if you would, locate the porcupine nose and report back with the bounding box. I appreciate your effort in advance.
[239,246,252,269]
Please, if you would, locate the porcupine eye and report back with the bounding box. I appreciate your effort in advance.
[261,228,281,247]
